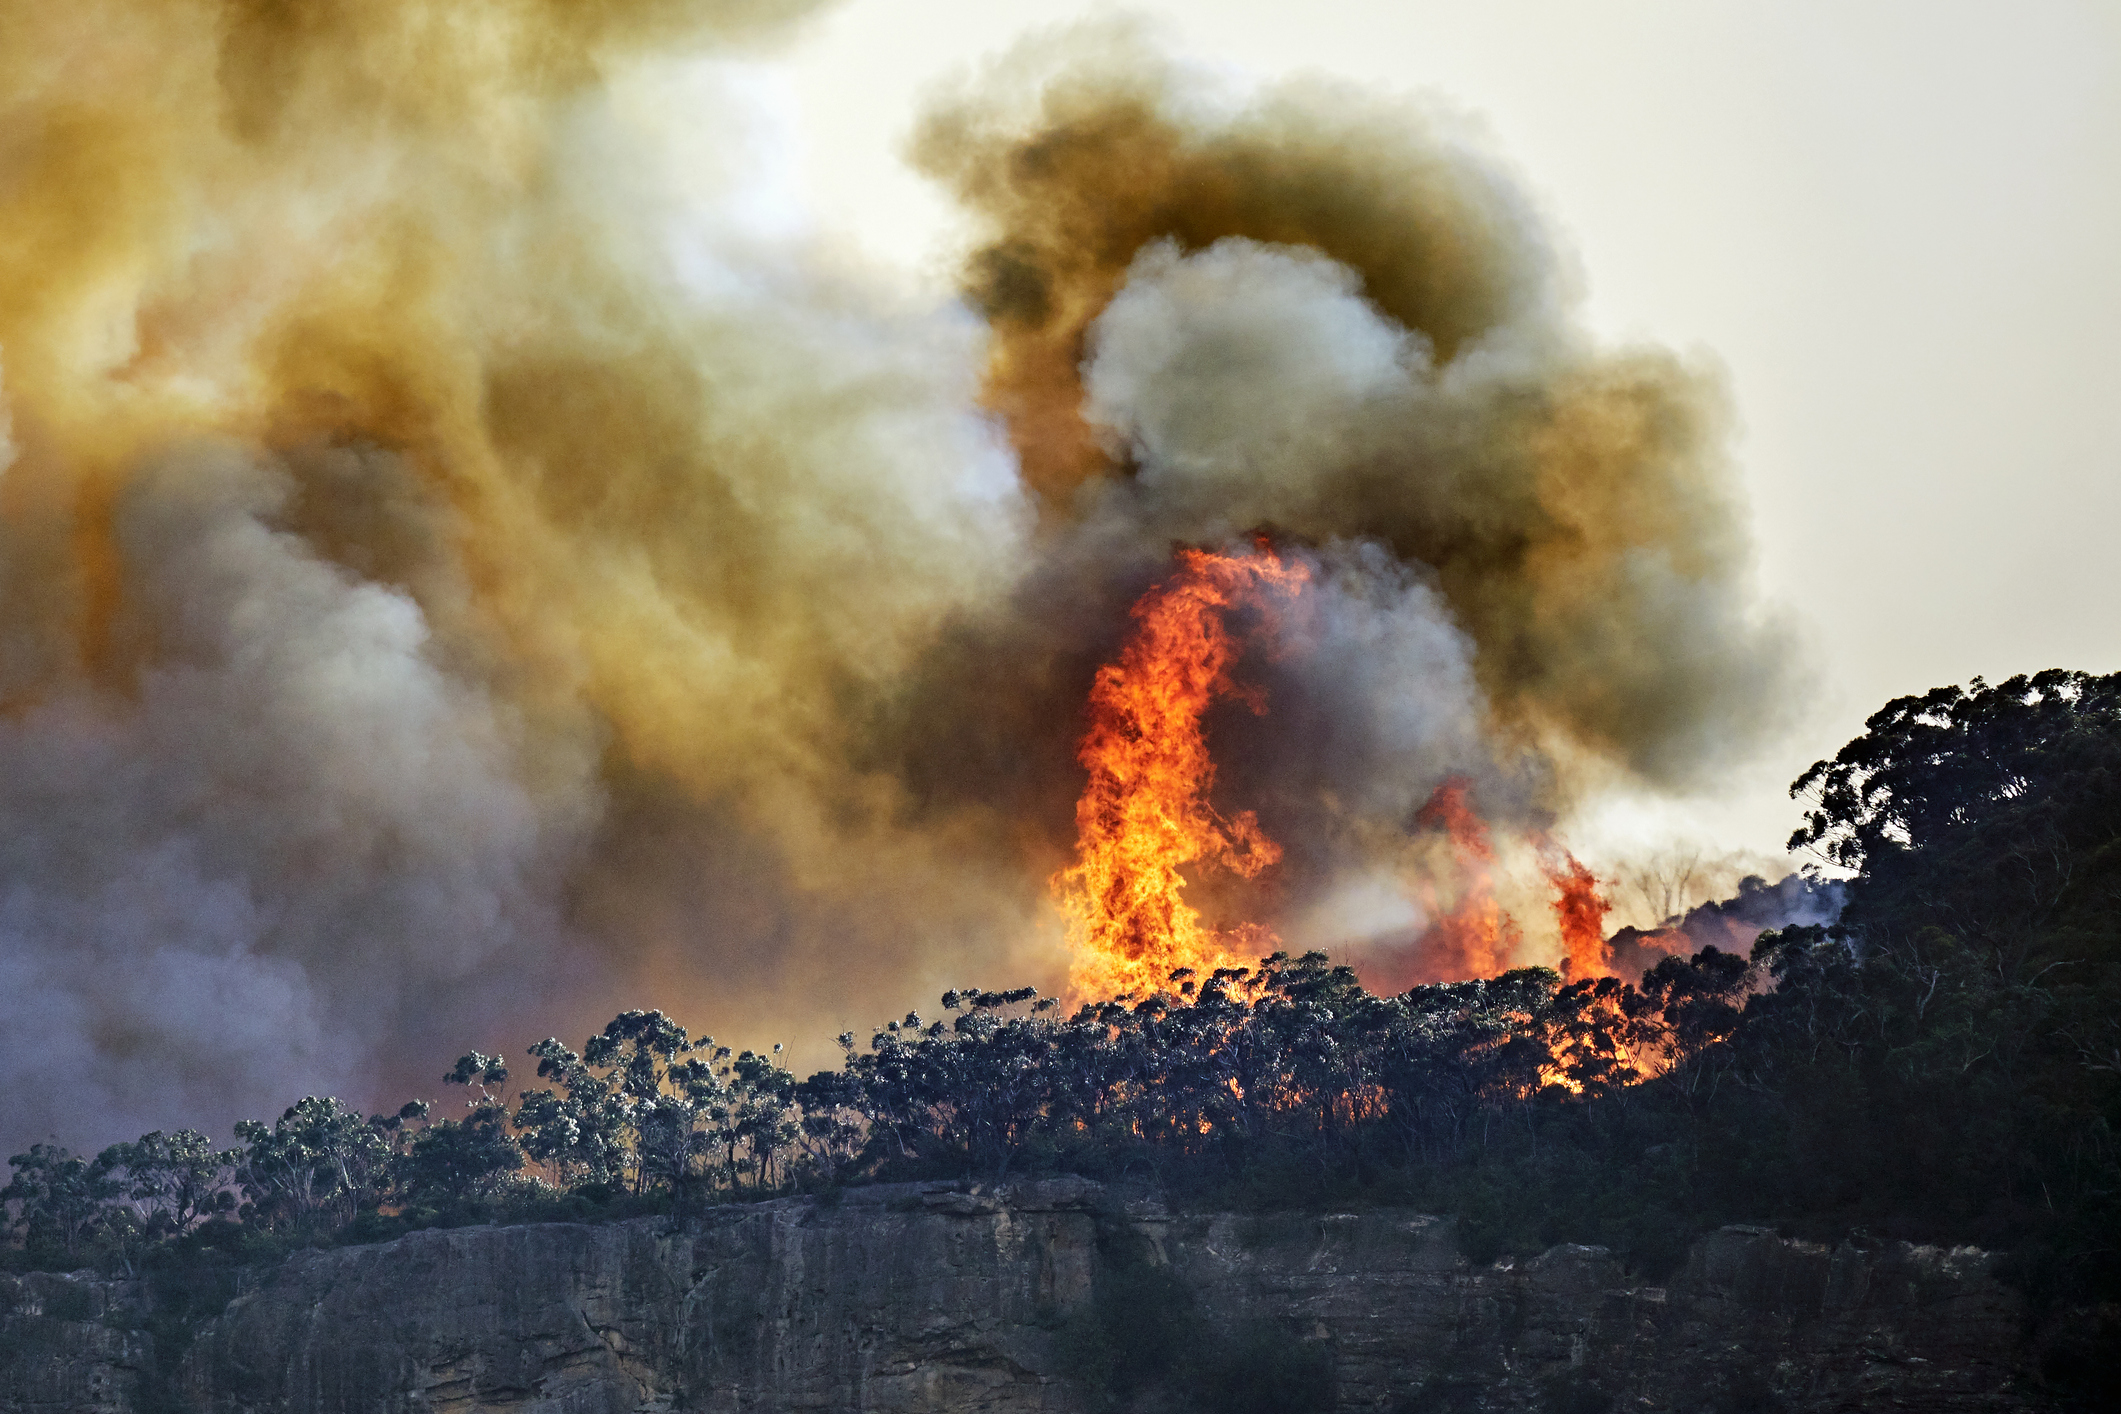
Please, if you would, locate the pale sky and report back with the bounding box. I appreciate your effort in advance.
[762,0,2121,860]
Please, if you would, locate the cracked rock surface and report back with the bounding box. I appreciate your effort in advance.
[0,1179,2046,1412]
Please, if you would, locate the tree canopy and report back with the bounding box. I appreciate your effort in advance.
[7,671,2116,1363]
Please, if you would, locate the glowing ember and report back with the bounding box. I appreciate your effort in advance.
[1543,848,1613,980]
[1409,778,1521,980]
[1054,544,1309,1001]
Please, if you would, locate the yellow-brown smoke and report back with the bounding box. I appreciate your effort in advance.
[911,27,1791,786]
[0,10,1795,1148]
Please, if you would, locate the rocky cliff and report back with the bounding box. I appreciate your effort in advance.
[0,1179,2048,1413]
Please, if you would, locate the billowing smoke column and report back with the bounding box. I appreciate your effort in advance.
[0,8,1793,1151]
[901,26,1794,993]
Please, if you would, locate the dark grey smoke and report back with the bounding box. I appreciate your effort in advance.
[1602,872,1849,980]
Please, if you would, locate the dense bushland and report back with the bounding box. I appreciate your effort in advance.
[6,672,2117,1322]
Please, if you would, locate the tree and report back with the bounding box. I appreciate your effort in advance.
[1789,670,2121,988]
[1774,670,2121,1292]
[516,1011,752,1198]
[793,1063,866,1187]
[516,1038,628,1190]
[2,1145,116,1260]
[1632,947,1753,1102]
[391,1108,522,1208]
[386,1054,524,1208]
[235,1097,389,1231]
[99,1130,238,1237]
[1791,670,2121,871]
[724,1047,798,1191]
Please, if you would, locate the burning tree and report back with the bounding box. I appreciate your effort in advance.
[5,671,2115,1341]
[1054,544,1308,1000]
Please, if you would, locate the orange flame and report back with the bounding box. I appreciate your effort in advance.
[1405,778,1521,981]
[1543,849,1612,981]
[1055,544,1309,1001]
[1537,983,1638,1095]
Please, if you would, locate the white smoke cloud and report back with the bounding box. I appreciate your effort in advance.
[1262,541,1502,952]
[1083,237,1423,500]
[1272,541,1493,819]
[1077,239,1504,803]
[0,446,596,1148]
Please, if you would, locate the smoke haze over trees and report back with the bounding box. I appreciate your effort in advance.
[10,672,2117,1350]
[0,3,1799,1155]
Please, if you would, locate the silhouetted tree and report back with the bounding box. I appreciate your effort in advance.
[2,1144,116,1260]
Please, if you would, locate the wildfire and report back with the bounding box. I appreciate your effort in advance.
[1537,981,1639,1094]
[1056,569,1622,1004]
[1396,780,1617,991]
[1408,778,1521,980]
[1542,847,1612,981]
[1054,544,1309,1001]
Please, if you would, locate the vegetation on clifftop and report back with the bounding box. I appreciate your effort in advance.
[7,672,2118,1323]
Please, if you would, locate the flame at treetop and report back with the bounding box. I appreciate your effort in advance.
[1399,779,1615,989]
[1056,579,1621,1003]
[1055,545,1310,1001]
[1409,778,1522,981]
[1543,847,1613,981]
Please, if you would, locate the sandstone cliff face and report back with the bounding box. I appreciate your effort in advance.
[0,1180,2045,1413]
[0,1273,153,1414]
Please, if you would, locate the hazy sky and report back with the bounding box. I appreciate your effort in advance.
[760,0,2121,860]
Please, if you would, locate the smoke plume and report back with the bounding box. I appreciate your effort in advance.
[1601,872,1847,981]
[0,9,1794,1150]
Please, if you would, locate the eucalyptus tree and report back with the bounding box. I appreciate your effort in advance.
[387,1054,524,1207]
[2,1144,117,1260]
[233,1097,389,1231]
[97,1129,238,1237]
